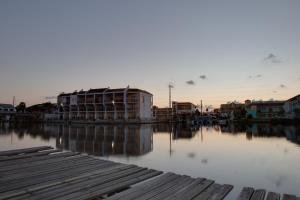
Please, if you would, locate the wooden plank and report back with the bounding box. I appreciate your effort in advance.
[250,189,266,200]
[1,164,134,200]
[282,194,297,200]
[0,146,52,156]
[207,184,233,200]
[266,192,280,200]
[0,156,101,181]
[236,187,255,200]
[130,175,188,200]
[195,184,221,200]
[106,173,179,200]
[0,159,113,192]
[0,155,102,177]
[0,149,61,161]
[163,178,206,200]
[169,179,215,200]
[0,152,79,169]
[20,166,149,200]
[144,176,196,200]
[0,162,117,194]
[57,169,162,200]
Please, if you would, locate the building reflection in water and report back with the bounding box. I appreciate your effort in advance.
[220,123,300,145]
[56,124,153,157]
[153,124,199,140]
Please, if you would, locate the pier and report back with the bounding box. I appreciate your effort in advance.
[0,146,298,200]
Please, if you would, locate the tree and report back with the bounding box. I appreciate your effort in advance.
[16,102,26,113]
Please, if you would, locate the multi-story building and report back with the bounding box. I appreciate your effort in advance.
[172,101,196,115]
[220,102,245,120]
[0,104,16,122]
[57,87,153,122]
[283,94,300,119]
[152,106,172,122]
[245,100,285,119]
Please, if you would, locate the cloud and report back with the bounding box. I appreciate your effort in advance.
[264,53,282,63]
[273,90,277,93]
[44,96,57,100]
[199,75,207,79]
[279,84,287,88]
[186,80,195,85]
[249,74,262,79]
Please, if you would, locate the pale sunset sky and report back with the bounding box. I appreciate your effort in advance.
[0,0,299,108]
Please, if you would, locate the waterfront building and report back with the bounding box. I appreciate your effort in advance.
[220,102,245,119]
[245,100,285,119]
[152,106,172,122]
[0,104,16,113]
[172,101,196,115]
[0,104,16,121]
[283,94,300,119]
[171,101,197,122]
[57,87,153,122]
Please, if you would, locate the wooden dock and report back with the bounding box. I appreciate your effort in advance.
[0,146,298,200]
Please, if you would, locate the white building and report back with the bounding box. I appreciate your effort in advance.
[57,87,153,123]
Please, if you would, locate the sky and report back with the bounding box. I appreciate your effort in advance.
[0,0,299,108]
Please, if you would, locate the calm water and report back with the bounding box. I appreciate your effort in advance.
[1,123,300,199]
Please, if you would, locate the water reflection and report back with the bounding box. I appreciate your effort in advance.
[1,123,300,155]
[56,125,153,156]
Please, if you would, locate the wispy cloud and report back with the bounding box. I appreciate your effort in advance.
[199,75,207,80]
[249,74,262,79]
[273,90,277,93]
[186,80,195,85]
[264,53,282,63]
[279,84,287,88]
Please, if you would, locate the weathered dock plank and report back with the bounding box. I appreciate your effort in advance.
[0,149,61,162]
[250,189,266,200]
[266,192,281,200]
[237,187,255,200]
[282,194,297,200]
[0,146,52,156]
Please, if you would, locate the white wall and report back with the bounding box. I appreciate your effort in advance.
[139,93,153,120]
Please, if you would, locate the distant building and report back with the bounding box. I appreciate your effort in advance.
[57,87,153,122]
[172,101,196,115]
[0,104,16,113]
[220,102,245,120]
[152,106,172,122]
[283,94,300,119]
[245,100,285,119]
[171,101,197,122]
[0,104,16,121]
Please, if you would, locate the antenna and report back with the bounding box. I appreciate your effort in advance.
[13,96,15,107]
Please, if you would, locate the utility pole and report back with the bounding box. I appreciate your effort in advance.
[13,96,15,107]
[200,100,203,116]
[168,83,174,122]
[168,84,173,109]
